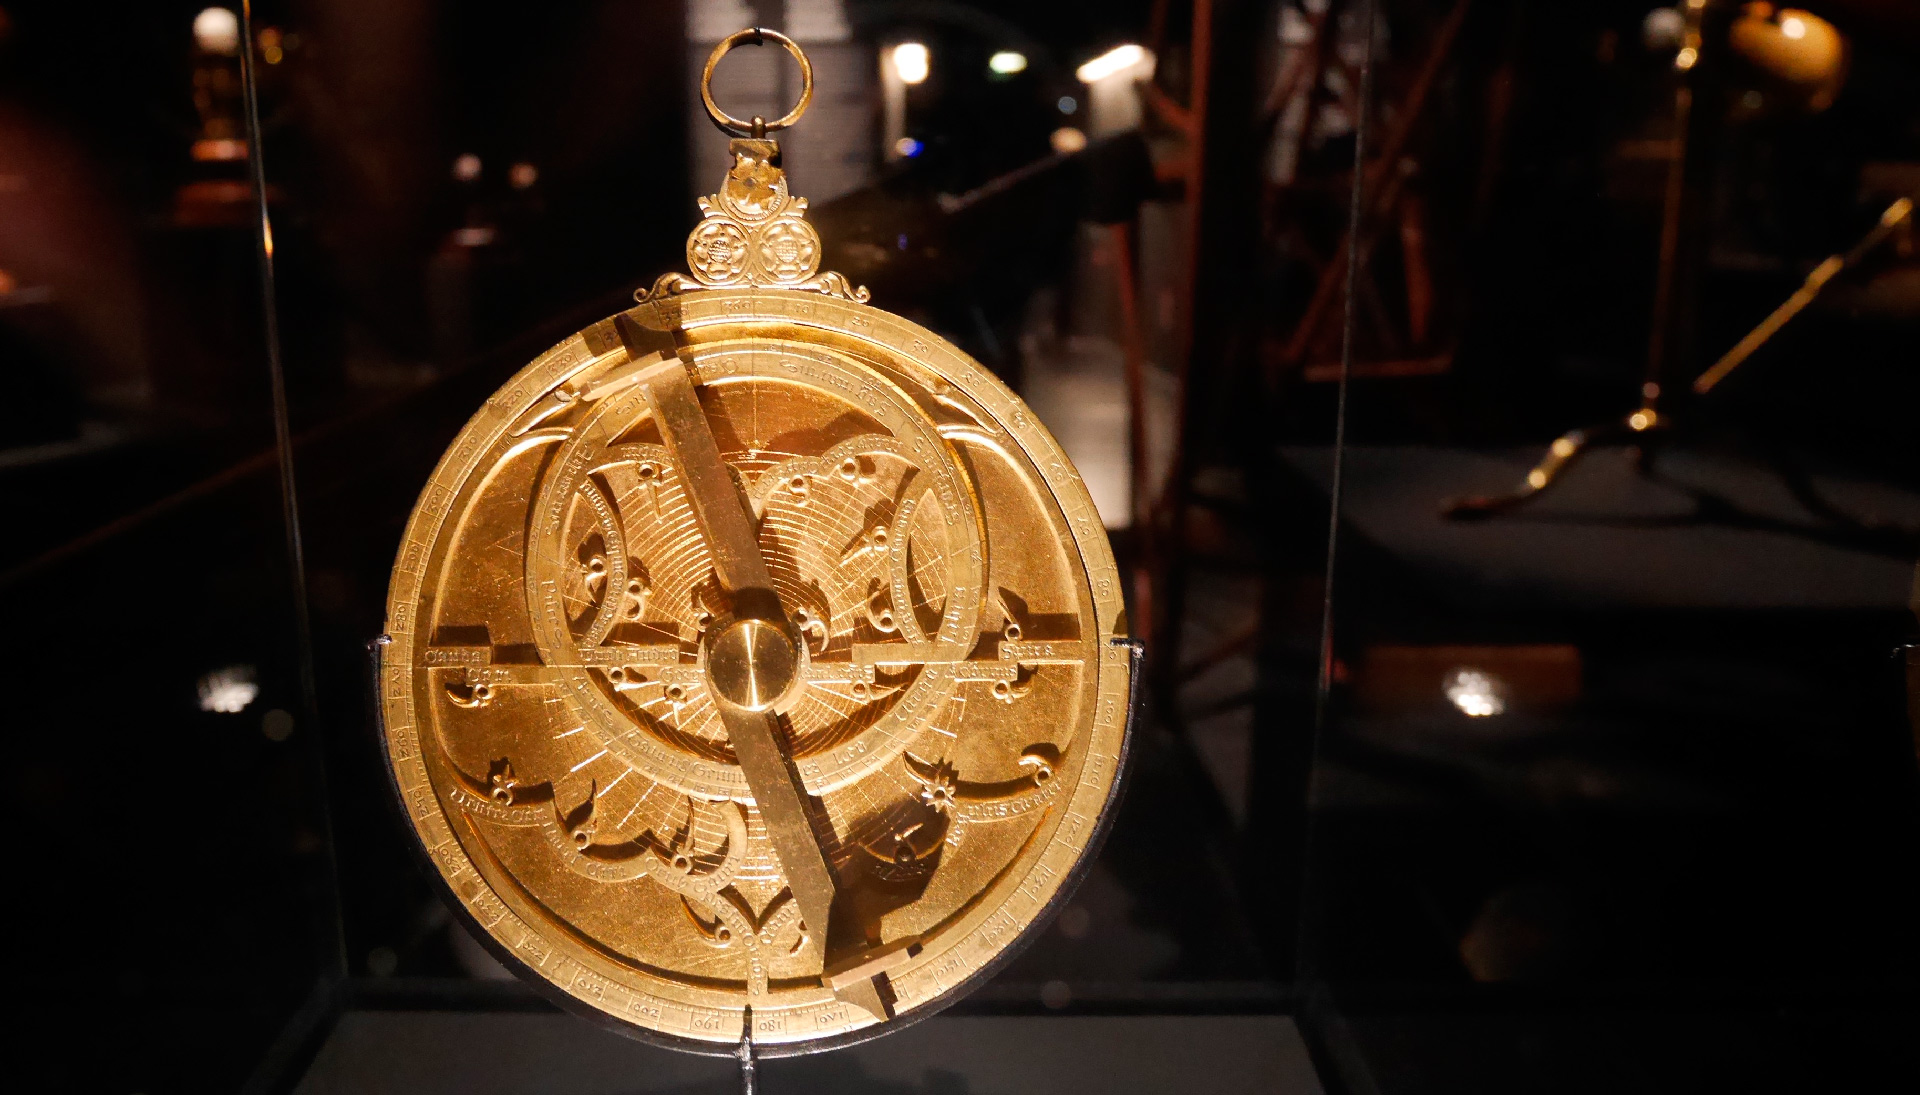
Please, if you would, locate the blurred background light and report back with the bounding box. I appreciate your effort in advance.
[261,708,294,742]
[198,666,259,713]
[893,136,923,158]
[1049,126,1087,154]
[988,50,1028,75]
[1057,95,1077,114]
[192,7,239,56]
[1444,668,1509,718]
[1075,43,1148,84]
[1642,7,1684,52]
[891,41,929,85]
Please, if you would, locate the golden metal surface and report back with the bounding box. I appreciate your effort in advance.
[701,28,814,137]
[381,31,1130,1053]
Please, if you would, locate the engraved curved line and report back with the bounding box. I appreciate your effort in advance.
[903,800,1057,962]
[427,731,557,826]
[744,433,909,514]
[430,428,569,627]
[576,476,628,648]
[682,895,738,948]
[597,442,675,474]
[540,792,749,894]
[510,349,644,436]
[936,424,1013,456]
[886,470,931,645]
[902,747,1064,822]
[857,818,943,872]
[456,812,752,993]
[577,350,671,404]
[930,392,992,430]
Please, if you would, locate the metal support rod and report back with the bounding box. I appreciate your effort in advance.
[737,1008,757,1095]
[1693,196,1913,394]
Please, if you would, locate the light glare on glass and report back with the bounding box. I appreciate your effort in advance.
[1076,43,1149,84]
[193,8,240,55]
[1444,668,1507,718]
[892,42,930,85]
[989,50,1028,75]
[199,666,260,714]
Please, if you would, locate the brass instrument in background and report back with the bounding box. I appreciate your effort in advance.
[378,29,1136,1055]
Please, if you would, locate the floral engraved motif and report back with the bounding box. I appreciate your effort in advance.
[688,220,750,283]
[754,218,820,282]
[638,138,869,304]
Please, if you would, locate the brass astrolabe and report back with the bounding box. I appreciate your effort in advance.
[379,28,1136,1055]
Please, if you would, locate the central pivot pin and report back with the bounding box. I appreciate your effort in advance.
[706,617,800,711]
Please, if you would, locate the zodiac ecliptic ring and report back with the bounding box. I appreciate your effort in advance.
[379,28,1134,1055]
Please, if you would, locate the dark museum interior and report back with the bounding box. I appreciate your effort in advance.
[4,1,1920,1091]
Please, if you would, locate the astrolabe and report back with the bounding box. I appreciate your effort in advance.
[379,28,1135,1055]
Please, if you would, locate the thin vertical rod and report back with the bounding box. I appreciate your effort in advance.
[1150,0,1214,715]
[737,1008,758,1095]
[1314,0,1372,730]
[1112,221,1156,636]
[1300,0,1374,984]
[1643,83,1693,402]
[240,0,347,980]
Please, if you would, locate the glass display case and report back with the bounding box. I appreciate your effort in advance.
[5,2,1919,1092]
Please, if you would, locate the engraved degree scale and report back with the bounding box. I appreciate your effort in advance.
[379,29,1138,1055]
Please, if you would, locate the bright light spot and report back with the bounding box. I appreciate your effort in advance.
[1628,410,1653,431]
[259,26,283,64]
[1526,469,1548,489]
[893,136,923,158]
[199,666,259,713]
[508,162,538,189]
[892,42,930,85]
[1077,43,1149,84]
[1050,126,1088,154]
[989,50,1028,75]
[1444,668,1507,718]
[1642,8,1684,51]
[1281,7,1316,46]
[452,153,482,182]
[1550,438,1576,458]
[1675,45,1698,70]
[1057,95,1078,114]
[193,8,240,55]
[1780,15,1807,39]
